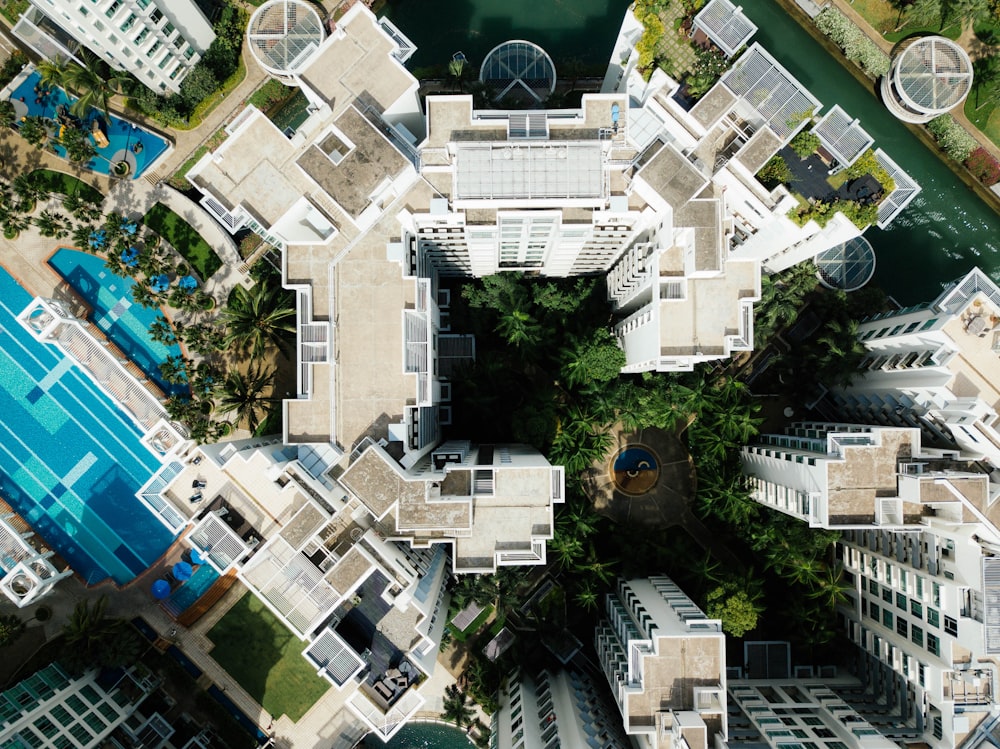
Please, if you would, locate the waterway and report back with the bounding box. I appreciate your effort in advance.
[360,721,474,748]
[384,0,1000,303]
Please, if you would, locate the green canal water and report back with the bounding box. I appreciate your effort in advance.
[383,0,1000,303]
[361,721,474,748]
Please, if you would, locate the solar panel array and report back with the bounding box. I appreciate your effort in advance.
[895,37,972,113]
[248,0,325,75]
[720,44,820,141]
[813,105,874,167]
[693,0,758,57]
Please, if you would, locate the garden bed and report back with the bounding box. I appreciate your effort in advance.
[30,169,103,203]
[142,202,223,280]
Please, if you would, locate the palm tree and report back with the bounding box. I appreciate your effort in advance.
[2,212,31,238]
[216,363,276,433]
[495,308,542,349]
[556,500,599,541]
[60,597,143,673]
[808,563,851,609]
[943,0,989,27]
[149,316,178,345]
[574,580,600,612]
[549,531,584,571]
[43,53,130,119]
[17,116,50,150]
[222,283,296,357]
[898,0,942,28]
[448,57,467,92]
[973,55,1000,109]
[0,100,16,130]
[0,613,25,647]
[12,172,47,206]
[34,210,69,239]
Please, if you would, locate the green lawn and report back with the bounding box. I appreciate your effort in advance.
[965,94,1000,149]
[882,20,961,42]
[30,169,103,203]
[447,604,494,642]
[142,202,223,280]
[207,594,329,721]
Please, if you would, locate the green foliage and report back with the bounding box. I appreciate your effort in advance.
[928,114,979,162]
[790,130,821,158]
[707,583,762,637]
[686,47,730,99]
[845,149,896,193]
[59,123,96,163]
[788,199,878,229]
[59,597,144,673]
[18,116,51,150]
[0,613,25,647]
[757,155,793,185]
[560,329,626,386]
[142,203,223,279]
[31,168,103,204]
[815,7,891,78]
[443,684,476,728]
[633,0,667,73]
[753,264,817,346]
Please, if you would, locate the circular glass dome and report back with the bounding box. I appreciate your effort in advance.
[480,40,557,105]
[815,236,876,292]
[610,445,660,496]
[893,37,972,115]
[248,0,325,79]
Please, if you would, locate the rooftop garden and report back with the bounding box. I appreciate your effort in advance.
[206,594,330,721]
[756,130,894,230]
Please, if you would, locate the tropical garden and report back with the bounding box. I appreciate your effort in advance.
[437,267,870,714]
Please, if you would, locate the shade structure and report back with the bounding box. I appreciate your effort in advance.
[178,275,198,292]
[172,561,193,581]
[150,274,169,293]
[189,548,205,565]
[151,579,171,599]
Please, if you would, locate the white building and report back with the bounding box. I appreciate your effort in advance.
[881,36,973,124]
[727,678,901,748]
[492,665,633,749]
[0,663,173,749]
[14,0,215,94]
[742,420,1000,747]
[0,512,71,607]
[595,575,727,749]
[826,267,1000,466]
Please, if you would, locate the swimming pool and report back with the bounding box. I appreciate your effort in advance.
[48,248,186,396]
[167,563,220,613]
[8,70,169,179]
[0,266,176,584]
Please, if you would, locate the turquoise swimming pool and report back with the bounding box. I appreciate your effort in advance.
[48,248,185,396]
[9,70,169,179]
[167,563,220,613]
[0,266,176,585]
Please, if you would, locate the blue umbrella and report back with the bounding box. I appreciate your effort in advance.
[189,548,205,565]
[151,579,170,600]
[151,274,169,293]
[173,561,193,581]
[178,275,198,292]
[120,246,139,267]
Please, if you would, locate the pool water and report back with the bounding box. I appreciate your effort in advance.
[0,266,176,585]
[167,563,220,612]
[48,248,186,396]
[9,70,169,179]
[362,722,474,748]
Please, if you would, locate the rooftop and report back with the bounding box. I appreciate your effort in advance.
[893,36,973,114]
[247,0,325,77]
[692,0,758,57]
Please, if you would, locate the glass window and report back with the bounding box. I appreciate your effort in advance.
[912,625,924,647]
[870,603,880,621]
[33,717,58,739]
[869,579,878,595]
[944,615,958,636]
[928,608,940,627]
[911,600,923,618]
[119,12,135,31]
[69,724,93,744]
[896,592,906,611]
[104,0,120,18]
[896,618,908,637]
[184,46,196,59]
[83,712,106,733]
[79,685,100,705]
[933,582,941,607]
[883,609,893,628]
[66,695,86,715]
[882,587,892,603]
[927,633,940,656]
[51,705,73,727]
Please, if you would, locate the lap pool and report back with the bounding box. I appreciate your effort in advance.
[0,266,176,585]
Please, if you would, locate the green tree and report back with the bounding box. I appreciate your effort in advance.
[973,54,1000,109]
[34,210,70,239]
[448,57,467,92]
[900,0,943,27]
[149,315,178,345]
[560,329,626,387]
[943,0,989,26]
[16,116,50,150]
[222,283,296,357]
[159,354,192,385]
[0,100,16,130]
[40,53,130,118]
[0,614,25,647]
[60,597,143,673]
[216,363,276,434]
[790,130,821,158]
[574,580,601,612]
[757,155,792,185]
[60,124,96,163]
[706,581,764,637]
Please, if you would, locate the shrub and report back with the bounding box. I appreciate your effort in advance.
[790,130,821,158]
[965,146,1000,184]
[927,115,978,161]
[789,199,878,229]
[845,149,896,193]
[814,8,890,78]
[0,50,26,90]
[757,155,792,185]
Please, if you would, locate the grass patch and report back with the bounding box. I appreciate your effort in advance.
[826,170,849,190]
[849,0,900,33]
[974,17,1000,44]
[248,79,292,112]
[965,94,1000,149]
[143,202,223,280]
[168,146,208,191]
[30,169,103,203]
[207,594,329,721]
[0,0,27,25]
[447,604,494,643]
[883,20,961,42]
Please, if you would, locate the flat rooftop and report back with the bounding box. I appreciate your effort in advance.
[636,142,708,208]
[454,142,604,201]
[826,429,916,523]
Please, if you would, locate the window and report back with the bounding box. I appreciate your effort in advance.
[927,608,940,627]
[912,625,923,647]
[921,318,938,330]
[104,0,121,18]
[135,27,148,43]
[896,618,908,637]
[944,615,958,636]
[904,322,920,333]
[119,12,134,31]
[870,603,880,621]
[150,8,162,23]
[896,592,906,611]
[933,582,941,607]
[869,579,878,595]
[184,46,196,59]
[927,633,940,656]
[813,728,835,739]
[883,609,893,628]
[882,587,892,603]
[911,600,923,618]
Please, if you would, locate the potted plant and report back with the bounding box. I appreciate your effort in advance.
[113,160,130,177]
